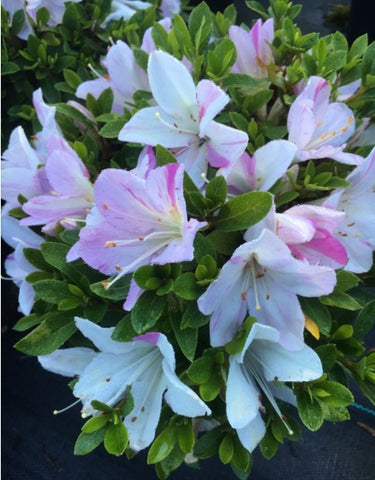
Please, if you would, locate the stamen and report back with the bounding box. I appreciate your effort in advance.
[53,398,81,415]
[243,352,294,435]
[155,112,198,136]
[200,173,210,184]
[248,259,261,310]
[88,63,105,79]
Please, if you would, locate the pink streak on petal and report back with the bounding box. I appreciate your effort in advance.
[133,332,160,345]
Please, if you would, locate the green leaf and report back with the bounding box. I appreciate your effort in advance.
[181,302,209,329]
[299,297,332,335]
[74,427,106,455]
[32,279,75,304]
[223,74,269,91]
[354,299,375,339]
[213,191,272,232]
[172,15,194,58]
[147,425,176,464]
[362,41,375,82]
[36,6,50,26]
[131,291,166,333]
[314,381,354,407]
[56,103,96,129]
[90,275,131,300]
[82,415,110,433]
[194,426,224,459]
[206,230,243,255]
[259,430,278,460]
[14,312,76,356]
[187,354,215,384]
[231,435,252,471]
[23,247,51,271]
[41,242,82,283]
[205,175,227,209]
[320,291,361,310]
[155,144,177,166]
[171,321,197,362]
[324,50,347,73]
[111,315,138,342]
[174,273,203,300]
[296,390,324,431]
[219,435,234,464]
[348,34,368,62]
[98,119,126,138]
[63,69,82,90]
[13,314,42,332]
[104,422,128,456]
[188,2,212,53]
[336,270,360,291]
[315,344,337,371]
[178,422,194,454]
[199,369,222,401]
[2,62,20,75]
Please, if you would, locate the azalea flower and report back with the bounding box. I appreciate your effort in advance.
[245,203,348,269]
[227,322,322,452]
[229,19,274,78]
[1,89,62,208]
[20,135,94,235]
[26,0,82,26]
[2,215,44,315]
[1,126,46,208]
[102,0,152,26]
[67,163,206,286]
[225,140,297,195]
[38,318,211,451]
[287,76,360,165]
[76,40,149,114]
[119,50,248,187]
[198,229,336,350]
[323,147,375,273]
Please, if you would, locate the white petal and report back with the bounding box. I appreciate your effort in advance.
[38,347,96,377]
[125,361,167,451]
[163,360,211,417]
[226,358,260,429]
[236,412,266,453]
[252,340,323,382]
[148,50,197,117]
[75,317,133,354]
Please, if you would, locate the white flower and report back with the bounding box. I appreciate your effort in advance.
[39,318,211,451]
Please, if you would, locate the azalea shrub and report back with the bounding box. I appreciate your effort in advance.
[2,0,375,478]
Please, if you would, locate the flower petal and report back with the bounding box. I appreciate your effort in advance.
[148,50,197,117]
[226,358,260,429]
[38,347,96,377]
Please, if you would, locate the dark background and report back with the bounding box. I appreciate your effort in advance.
[2,1,375,479]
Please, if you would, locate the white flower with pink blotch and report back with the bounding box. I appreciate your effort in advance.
[229,19,274,78]
[1,89,62,209]
[20,136,94,235]
[225,140,297,195]
[38,318,211,451]
[287,76,360,165]
[245,203,348,269]
[119,50,248,188]
[198,229,336,350]
[67,163,206,285]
